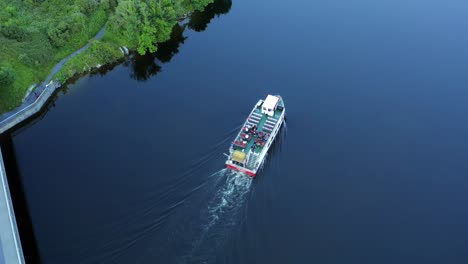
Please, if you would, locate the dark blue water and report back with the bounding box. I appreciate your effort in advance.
[4,0,468,263]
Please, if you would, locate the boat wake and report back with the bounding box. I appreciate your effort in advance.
[180,120,288,264]
[71,124,251,264]
[179,170,253,264]
[203,170,252,232]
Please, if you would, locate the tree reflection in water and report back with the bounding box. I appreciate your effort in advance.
[126,0,232,82]
[188,0,232,32]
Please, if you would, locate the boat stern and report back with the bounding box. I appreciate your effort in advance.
[225,161,256,177]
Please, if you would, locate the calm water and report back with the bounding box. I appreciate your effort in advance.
[3,0,468,263]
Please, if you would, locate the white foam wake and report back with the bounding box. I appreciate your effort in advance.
[180,170,253,264]
[204,170,252,230]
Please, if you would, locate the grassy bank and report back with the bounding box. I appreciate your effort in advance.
[0,0,111,113]
[0,0,213,114]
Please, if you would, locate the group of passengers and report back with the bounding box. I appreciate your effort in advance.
[242,124,268,144]
[243,124,257,135]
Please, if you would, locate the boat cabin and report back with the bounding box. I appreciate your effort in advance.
[261,95,280,117]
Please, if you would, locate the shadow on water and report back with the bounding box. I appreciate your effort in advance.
[188,0,233,32]
[156,24,188,64]
[0,135,42,264]
[257,121,288,176]
[121,21,187,81]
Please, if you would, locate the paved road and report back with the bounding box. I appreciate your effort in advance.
[0,26,106,129]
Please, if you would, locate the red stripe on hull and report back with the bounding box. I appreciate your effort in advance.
[226,164,256,177]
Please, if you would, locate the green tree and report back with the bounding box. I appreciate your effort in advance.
[108,0,141,47]
[137,24,157,54]
[5,6,17,17]
[189,0,214,11]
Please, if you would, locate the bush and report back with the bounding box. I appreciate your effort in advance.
[78,0,99,15]
[0,64,16,87]
[17,39,53,66]
[47,21,72,47]
[89,41,123,62]
[0,25,29,41]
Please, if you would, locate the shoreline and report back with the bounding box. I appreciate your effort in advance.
[0,2,222,263]
[0,26,108,135]
[1,0,221,116]
[0,10,199,135]
[0,14,198,264]
[0,14,188,264]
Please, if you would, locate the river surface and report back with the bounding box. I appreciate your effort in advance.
[3,0,468,263]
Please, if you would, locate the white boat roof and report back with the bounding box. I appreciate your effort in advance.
[263,95,279,110]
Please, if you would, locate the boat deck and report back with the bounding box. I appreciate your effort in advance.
[233,105,284,155]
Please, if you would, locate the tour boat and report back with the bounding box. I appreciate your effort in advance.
[226,95,285,176]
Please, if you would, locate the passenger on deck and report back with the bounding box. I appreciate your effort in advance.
[250,125,257,134]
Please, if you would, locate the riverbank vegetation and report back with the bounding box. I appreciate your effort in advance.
[0,0,213,113]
